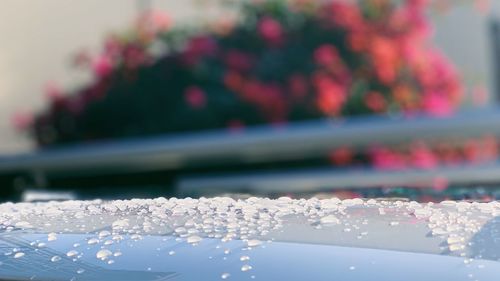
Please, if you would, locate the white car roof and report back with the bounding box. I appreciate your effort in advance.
[0,197,499,280]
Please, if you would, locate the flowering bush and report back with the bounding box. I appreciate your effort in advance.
[29,0,463,148]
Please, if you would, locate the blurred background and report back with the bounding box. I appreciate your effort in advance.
[1,0,500,202]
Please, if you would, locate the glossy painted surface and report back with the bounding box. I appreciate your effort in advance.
[0,233,499,281]
[0,197,499,280]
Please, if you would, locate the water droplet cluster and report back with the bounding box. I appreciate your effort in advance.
[0,196,498,277]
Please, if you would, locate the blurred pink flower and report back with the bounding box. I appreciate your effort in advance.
[258,17,283,45]
[183,35,218,65]
[329,146,353,166]
[414,51,462,106]
[313,73,346,115]
[44,81,63,101]
[136,10,171,41]
[347,31,367,52]
[241,79,263,103]
[407,0,430,9]
[472,135,499,163]
[464,139,483,164]
[364,91,386,113]
[124,45,148,69]
[103,35,123,58]
[72,49,92,68]
[431,176,448,192]
[185,86,207,109]
[401,40,421,66]
[11,111,34,132]
[255,83,288,123]
[474,0,491,15]
[371,146,407,170]
[436,142,463,166]
[410,141,437,169]
[423,92,453,116]
[225,50,254,72]
[484,135,499,161]
[66,96,86,114]
[396,3,433,44]
[314,44,339,66]
[288,74,308,99]
[327,2,364,31]
[370,37,399,85]
[92,54,114,78]
[223,71,244,92]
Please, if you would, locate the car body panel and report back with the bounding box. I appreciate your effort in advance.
[0,197,499,280]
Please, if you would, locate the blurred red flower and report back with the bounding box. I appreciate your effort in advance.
[314,44,339,66]
[183,35,218,65]
[185,86,207,109]
[225,50,254,72]
[313,73,346,115]
[364,91,387,113]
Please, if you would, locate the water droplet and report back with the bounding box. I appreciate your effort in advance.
[15,221,33,229]
[389,221,399,226]
[112,219,129,229]
[221,273,231,279]
[175,227,187,234]
[246,240,262,247]
[107,259,115,265]
[98,230,111,238]
[241,264,253,272]
[187,235,202,244]
[320,215,340,225]
[66,250,78,257]
[169,250,175,256]
[47,232,57,241]
[76,268,85,274]
[349,266,356,270]
[449,243,465,252]
[13,252,25,259]
[431,228,447,236]
[447,236,464,244]
[131,234,142,240]
[88,238,99,245]
[96,249,112,260]
[240,255,250,261]
[51,255,61,262]
[113,251,122,257]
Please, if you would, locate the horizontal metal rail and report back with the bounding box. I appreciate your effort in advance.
[1,108,500,176]
[177,163,500,195]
